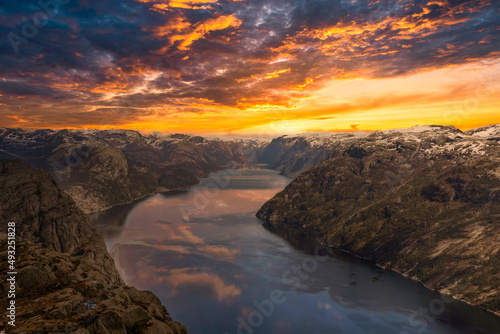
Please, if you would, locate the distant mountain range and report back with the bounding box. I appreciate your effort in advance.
[1,125,499,213]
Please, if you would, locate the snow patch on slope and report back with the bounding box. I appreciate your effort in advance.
[466,124,500,138]
[380,125,461,134]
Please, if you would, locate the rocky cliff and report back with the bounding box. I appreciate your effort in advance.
[258,124,500,179]
[0,129,260,213]
[257,124,500,316]
[0,160,187,333]
[258,132,369,178]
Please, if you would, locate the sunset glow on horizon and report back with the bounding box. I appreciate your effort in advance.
[1,0,499,135]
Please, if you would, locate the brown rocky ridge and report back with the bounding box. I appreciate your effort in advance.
[0,159,187,333]
[257,125,500,316]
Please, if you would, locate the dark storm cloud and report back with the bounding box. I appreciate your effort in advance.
[0,80,58,96]
[0,0,499,124]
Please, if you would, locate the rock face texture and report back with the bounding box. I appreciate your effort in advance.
[0,159,120,283]
[0,160,187,333]
[0,129,262,213]
[258,132,370,178]
[257,125,500,316]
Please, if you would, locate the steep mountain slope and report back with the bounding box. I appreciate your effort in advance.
[257,125,500,316]
[466,123,500,139]
[0,129,258,213]
[0,159,186,333]
[0,159,120,283]
[258,132,369,178]
[258,125,500,178]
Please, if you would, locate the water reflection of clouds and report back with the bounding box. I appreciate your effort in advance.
[159,224,204,244]
[154,224,241,260]
[136,195,168,208]
[147,243,191,255]
[214,200,229,208]
[273,319,292,333]
[201,244,240,259]
[202,169,291,191]
[153,219,173,225]
[139,266,242,303]
[125,189,287,229]
[317,301,332,311]
[188,188,287,217]
[235,190,273,202]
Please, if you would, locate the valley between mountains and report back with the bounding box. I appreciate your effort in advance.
[1,123,499,332]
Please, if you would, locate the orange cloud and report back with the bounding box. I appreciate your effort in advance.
[169,14,242,50]
[163,0,215,10]
[264,68,291,80]
[278,0,485,62]
[152,16,191,37]
[5,115,27,123]
[139,0,242,10]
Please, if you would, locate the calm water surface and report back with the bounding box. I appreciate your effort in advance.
[91,167,500,334]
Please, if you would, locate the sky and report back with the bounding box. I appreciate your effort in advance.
[0,0,499,135]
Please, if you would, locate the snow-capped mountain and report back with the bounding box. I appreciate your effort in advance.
[258,124,500,178]
[466,123,500,138]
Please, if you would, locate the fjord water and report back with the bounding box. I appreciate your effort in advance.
[91,167,500,334]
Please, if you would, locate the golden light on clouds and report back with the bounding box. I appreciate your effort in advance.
[64,58,499,135]
[169,14,242,50]
[0,0,498,133]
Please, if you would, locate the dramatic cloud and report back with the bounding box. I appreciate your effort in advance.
[0,0,499,132]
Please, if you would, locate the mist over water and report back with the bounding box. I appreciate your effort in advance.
[92,167,500,334]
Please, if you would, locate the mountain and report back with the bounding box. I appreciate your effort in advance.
[2,126,498,214]
[258,131,369,178]
[257,124,500,316]
[466,123,500,139]
[0,159,187,333]
[0,128,261,213]
[257,125,500,178]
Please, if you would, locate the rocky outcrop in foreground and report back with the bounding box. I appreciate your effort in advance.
[0,160,186,333]
[258,125,500,316]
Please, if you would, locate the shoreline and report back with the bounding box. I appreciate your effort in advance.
[82,164,277,215]
[80,182,200,215]
[262,219,500,319]
[330,243,500,318]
